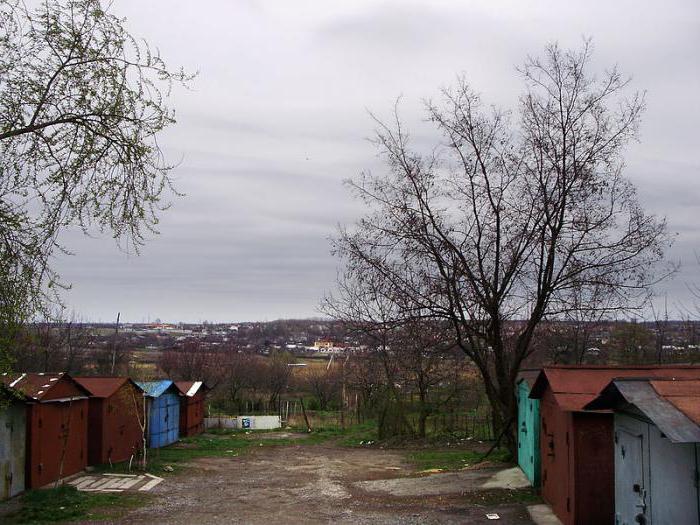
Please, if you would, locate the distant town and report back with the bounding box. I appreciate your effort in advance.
[18,317,700,371]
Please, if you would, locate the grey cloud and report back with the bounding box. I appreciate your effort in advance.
[50,0,700,322]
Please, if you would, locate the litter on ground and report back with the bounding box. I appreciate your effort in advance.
[67,472,164,493]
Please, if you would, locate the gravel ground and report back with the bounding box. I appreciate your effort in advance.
[85,443,539,524]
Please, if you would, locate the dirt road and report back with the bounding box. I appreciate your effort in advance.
[104,441,540,524]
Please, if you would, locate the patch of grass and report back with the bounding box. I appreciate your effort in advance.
[4,486,149,524]
[93,422,379,478]
[130,427,348,474]
[91,432,257,475]
[287,420,378,447]
[461,488,542,506]
[408,448,511,471]
[335,421,379,446]
[144,432,253,472]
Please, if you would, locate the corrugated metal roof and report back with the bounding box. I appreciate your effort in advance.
[650,379,700,427]
[529,365,700,410]
[174,380,205,397]
[586,377,700,443]
[136,380,175,398]
[1,372,69,400]
[73,377,141,398]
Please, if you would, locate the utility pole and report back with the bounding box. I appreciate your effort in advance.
[341,354,349,429]
[111,312,120,375]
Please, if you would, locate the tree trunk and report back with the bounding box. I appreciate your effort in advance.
[418,410,428,439]
[417,389,429,438]
[473,351,518,456]
[488,389,516,454]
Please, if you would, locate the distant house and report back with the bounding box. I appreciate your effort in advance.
[73,377,145,465]
[136,380,180,448]
[175,381,207,437]
[586,376,700,525]
[1,373,90,489]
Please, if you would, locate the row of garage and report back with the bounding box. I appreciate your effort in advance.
[0,373,207,499]
[517,365,700,525]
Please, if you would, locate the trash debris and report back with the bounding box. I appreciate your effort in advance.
[69,473,162,492]
[485,513,500,520]
[139,473,164,491]
[162,465,174,472]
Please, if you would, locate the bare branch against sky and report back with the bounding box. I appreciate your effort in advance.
[49,0,699,322]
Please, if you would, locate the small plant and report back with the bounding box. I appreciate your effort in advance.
[5,486,148,524]
[409,448,511,471]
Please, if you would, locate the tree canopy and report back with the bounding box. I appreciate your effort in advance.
[0,0,191,356]
[327,41,670,451]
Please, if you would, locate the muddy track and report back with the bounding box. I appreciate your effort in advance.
[87,443,537,524]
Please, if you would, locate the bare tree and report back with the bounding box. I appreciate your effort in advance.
[650,296,670,364]
[608,321,654,364]
[264,351,293,409]
[158,341,225,386]
[390,321,465,438]
[345,349,384,415]
[304,362,341,411]
[327,42,669,452]
[220,352,257,412]
[12,310,89,373]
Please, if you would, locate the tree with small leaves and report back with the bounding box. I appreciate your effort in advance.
[0,0,192,363]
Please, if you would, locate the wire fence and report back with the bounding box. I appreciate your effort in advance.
[208,393,496,441]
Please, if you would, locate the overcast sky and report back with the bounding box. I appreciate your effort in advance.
[52,0,700,323]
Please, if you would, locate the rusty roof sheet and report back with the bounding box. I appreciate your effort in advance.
[73,377,142,398]
[551,393,596,412]
[174,381,206,397]
[586,378,700,443]
[650,379,700,427]
[529,365,700,410]
[0,372,87,401]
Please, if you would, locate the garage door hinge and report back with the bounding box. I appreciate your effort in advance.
[694,469,699,488]
[614,431,618,444]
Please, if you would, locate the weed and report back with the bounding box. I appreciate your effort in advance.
[408,448,511,471]
[461,488,542,506]
[4,486,148,524]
